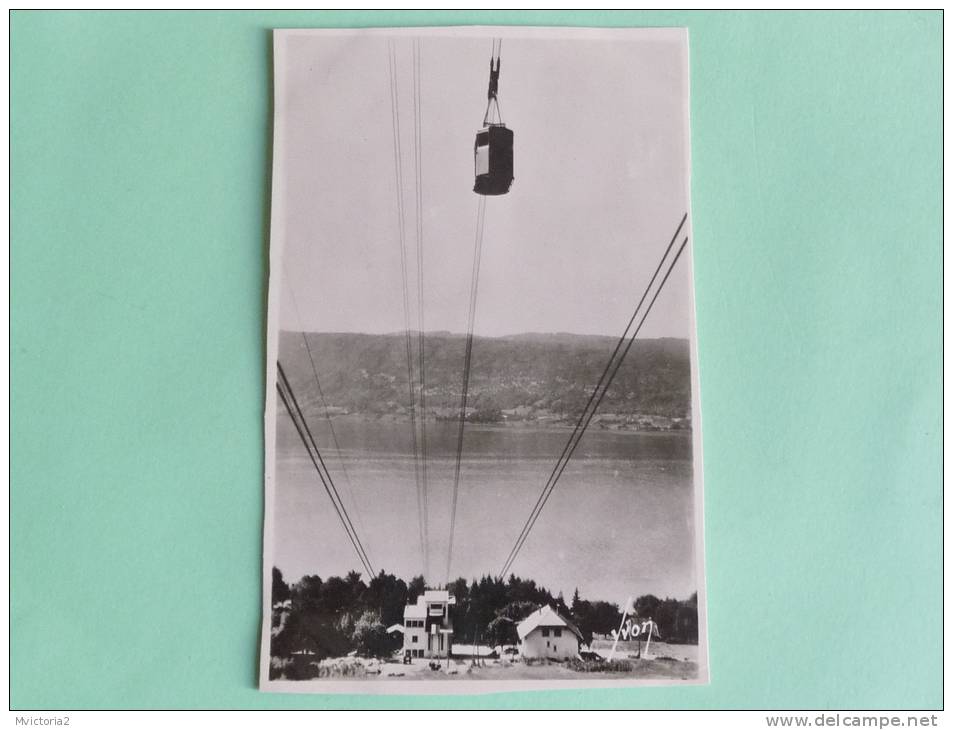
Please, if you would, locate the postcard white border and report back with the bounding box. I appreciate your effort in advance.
[259,24,707,694]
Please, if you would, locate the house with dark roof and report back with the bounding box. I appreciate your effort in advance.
[516,605,584,659]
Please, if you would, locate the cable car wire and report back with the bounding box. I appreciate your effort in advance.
[499,235,689,579]
[499,235,688,579]
[277,361,374,575]
[497,213,687,578]
[412,38,431,572]
[276,378,372,577]
[483,38,504,126]
[282,264,367,536]
[446,37,507,582]
[498,220,690,579]
[388,39,428,578]
[445,194,488,584]
[276,364,374,577]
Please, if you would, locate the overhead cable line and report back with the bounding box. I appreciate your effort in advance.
[498,216,690,579]
[497,213,687,578]
[388,39,428,578]
[484,38,503,125]
[446,37,506,584]
[277,362,373,575]
[445,194,488,584]
[282,265,366,536]
[499,232,689,579]
[276,361,374,576]
[411,38,431,571]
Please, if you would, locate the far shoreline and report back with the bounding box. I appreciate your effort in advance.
[286,411,693,435]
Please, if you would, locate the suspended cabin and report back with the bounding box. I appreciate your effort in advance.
[474,55,513,196]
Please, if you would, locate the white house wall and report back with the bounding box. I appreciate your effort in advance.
[402,625,427,655]
[520,628,580,660]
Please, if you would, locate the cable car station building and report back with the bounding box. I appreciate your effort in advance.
[402,590,456,659]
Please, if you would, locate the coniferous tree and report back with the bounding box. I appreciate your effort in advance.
[270,566,698,667]
[407,575,426,603]
[272,567,291,604]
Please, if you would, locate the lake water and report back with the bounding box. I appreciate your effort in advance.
[273,416,699,605]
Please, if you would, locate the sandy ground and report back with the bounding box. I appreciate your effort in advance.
[306,641,699,681]
[590,638,699,663]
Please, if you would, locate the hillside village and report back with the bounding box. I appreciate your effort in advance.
[278,332,692,431]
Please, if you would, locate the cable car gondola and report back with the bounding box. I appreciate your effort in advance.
[473,50,513,196]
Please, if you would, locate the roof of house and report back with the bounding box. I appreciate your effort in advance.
[404,590,458,620]
[386,623,405,634]
[404,603,427,619]
[423,589,456,604]
[516,605,584,642]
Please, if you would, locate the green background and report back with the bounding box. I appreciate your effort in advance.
[11,10,942,709]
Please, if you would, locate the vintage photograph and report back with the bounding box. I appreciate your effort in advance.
[261,26,707,692]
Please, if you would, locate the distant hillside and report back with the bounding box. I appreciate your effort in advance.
[278,331,692,429]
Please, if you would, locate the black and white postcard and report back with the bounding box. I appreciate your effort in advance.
[261,26,707,692]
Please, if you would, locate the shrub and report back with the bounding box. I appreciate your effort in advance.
[351,611,393,658]
[315,660,367,678]
[269,656,293,680]
[566,657,634,674]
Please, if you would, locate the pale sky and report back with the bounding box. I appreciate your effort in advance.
[274,30,694,338]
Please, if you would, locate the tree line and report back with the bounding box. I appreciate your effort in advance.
[270,567,698,678]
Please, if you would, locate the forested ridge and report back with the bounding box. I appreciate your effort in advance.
[279,332,691,427]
